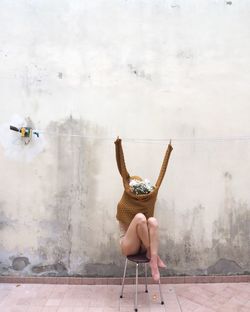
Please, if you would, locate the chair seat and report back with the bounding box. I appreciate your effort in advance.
[127,252,150,263]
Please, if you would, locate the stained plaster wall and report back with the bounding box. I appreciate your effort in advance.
[0,0,250,277]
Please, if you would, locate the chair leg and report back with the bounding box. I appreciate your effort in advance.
[134,263,139,312]
[144,263,148,293]
[158,279,164,305]
[120,258,128,298]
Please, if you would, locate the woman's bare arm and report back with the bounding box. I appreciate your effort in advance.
[155,142,173,188]
[114,137,130,182]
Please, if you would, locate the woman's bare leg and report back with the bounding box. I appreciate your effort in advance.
[120,214,165,281]
[120,213,150,256]
[147,217,161,281]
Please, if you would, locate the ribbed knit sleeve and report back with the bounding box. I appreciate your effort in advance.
[115,138,130,185]
[155,143,173,188]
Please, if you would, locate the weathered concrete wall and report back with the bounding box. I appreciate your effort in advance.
[0,0,250,277]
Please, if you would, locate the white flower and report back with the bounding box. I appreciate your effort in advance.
[129,178,154,195]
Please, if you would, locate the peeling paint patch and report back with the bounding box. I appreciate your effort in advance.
[159,197,250,276]
[207,258,243,275]
[84,263,127,277]
[176,50,194,60]
[21,64,50,96]
[12,257,30,271]
[37,242,67,263]
[40,117,104,272]
[128,64,151,81]
[32,262,67,275]
[171,4,180,9]
[224,171,232,179]
[212,174,250,271]
[0,204,17,230]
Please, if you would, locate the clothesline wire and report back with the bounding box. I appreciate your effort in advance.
[36,130,250,142]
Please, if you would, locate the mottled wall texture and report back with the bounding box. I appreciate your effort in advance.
[0,0,250,277]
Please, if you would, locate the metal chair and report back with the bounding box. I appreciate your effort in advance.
[120,252,165,311]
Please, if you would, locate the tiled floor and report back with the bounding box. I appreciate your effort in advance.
[0,282,249,312]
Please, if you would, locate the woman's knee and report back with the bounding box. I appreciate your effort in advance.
[147,217,158,229]
[134,213,147,225]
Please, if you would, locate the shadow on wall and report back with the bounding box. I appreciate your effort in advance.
[158,172,250,277]
[211,172,250,275]
[0,116,115,277]
[35,116,105,276]
[70,169,250,278]
[1,119,250,277]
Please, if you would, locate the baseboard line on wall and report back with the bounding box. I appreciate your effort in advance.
[0,275,249,285]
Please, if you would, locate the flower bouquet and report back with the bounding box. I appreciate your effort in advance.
[129,177,155,195]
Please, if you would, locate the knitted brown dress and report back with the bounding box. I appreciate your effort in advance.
[115,138,173,226]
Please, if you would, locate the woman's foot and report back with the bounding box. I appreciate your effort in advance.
[157,256,166,268]
[150,255,160,282]
[146,251,166,268]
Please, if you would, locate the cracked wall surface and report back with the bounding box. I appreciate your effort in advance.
[0,0,250,277]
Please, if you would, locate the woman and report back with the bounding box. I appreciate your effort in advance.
[115,137,173,281]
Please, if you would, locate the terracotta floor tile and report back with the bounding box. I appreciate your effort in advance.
[0,283,15,290]
[119,307,133,312]
[208,293,229,305]
[60,297,84,307]
[240,308,250,312]
[16,297,33,306]
[0,290,11,300]
[56,307,74,312]
[104,296,119,309]
[245,300,250,307]
[49,290,67,299]
[233,291,250,303]
[72,308,88,312]
[88,288,107,307]
[45,298,62,306]
[27,307,43,312]
[149,302,166,311]
[30,298,48,306]
[218,298,245,312]
[6,306,29,312]
[0,282,250,312]
[193,307,214,312]
[42,307,58,312]
[177,296,203,311]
